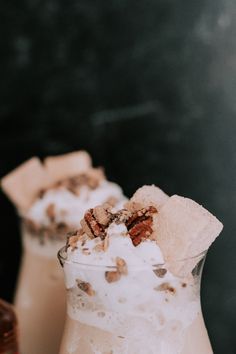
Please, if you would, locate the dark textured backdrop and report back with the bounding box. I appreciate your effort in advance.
[0,1,236,353]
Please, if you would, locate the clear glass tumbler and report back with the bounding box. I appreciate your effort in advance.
[14,224,66,354]
[58,246,213,354]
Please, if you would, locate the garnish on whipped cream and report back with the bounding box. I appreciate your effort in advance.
[65,184,223,278]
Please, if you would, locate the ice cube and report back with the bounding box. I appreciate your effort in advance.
[1,157,50,211]
[154,195,223,276]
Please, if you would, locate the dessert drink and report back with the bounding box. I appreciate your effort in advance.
[1,151,126,354]
[58,185,223,354]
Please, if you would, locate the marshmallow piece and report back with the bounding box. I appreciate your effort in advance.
[131,185,169,209]
[44,150,92,183]
[1,157,50,211]
[155,195,223,276]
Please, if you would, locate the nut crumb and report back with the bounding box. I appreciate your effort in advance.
[153,268,167,278]
[46,203,55,221]
[105,257,128,283]
[82,248,91,255]
[68,235,79,250]
[105,271,121,283]
[124,206,158,246]
[115,209,133,224]
[155,282,176,295]
[76,279,95,296]
[116,257,128,275]
[103,235,109,251]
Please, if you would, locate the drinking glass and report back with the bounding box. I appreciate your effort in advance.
[14,224,66,354]
[58,246,213,354]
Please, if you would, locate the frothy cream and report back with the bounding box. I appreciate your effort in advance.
[25,181,126,228]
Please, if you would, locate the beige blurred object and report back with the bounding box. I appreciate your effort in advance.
[1,157,50,212]
[44,150,92,182]
[130,184,169,209]
[1,151,93,212]
[154,195,223,276]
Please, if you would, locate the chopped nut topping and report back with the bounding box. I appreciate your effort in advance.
[23,219,41,234]
[92,236,109,252]
[153,268,167,278]
[116,257,128,275]
[105,271,121,283]
[45,203,55,221]
[105,257,128,283]
[81,205,114,240]
[103,235,109,251]
[83,209,106,239]
[124,206,158,246]
[115,209,132,224]
[155,282,176,294]
[23,218,72,241]
[82,248,91,255]
[66,229,84,250]
[76,279,95,296]
[93,205,113,227]
[68,235,79,250]
[93,243,105,252]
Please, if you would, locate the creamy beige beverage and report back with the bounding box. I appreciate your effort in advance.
[15,231,66,354]
[1,151,126,354]
[58,185,223,354]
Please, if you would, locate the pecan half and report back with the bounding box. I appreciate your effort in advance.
[81,205,114,240]
[125,206,157,246]
[93,205,113,227]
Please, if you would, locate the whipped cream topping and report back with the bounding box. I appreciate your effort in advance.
[25,181,126,229]
[66,223,163,268]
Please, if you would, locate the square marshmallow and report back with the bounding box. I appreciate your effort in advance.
[44,150,92,183]
[131,185,169,209]
[155,195,223,275]
[1,157,50,211]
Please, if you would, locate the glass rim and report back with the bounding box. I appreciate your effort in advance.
[57,245,207,271]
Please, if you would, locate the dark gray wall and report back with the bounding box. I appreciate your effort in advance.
[0,1,235,353]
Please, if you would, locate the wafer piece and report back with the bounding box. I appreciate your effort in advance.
[154,195,223,275]
[131,185,169,209]
[1,157,50,211]
[44,150,92,183]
